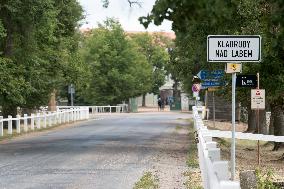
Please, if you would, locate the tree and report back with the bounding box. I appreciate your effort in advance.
[0,0,85,117]
[129,32,169,106]
[78,19,152,105]
[141,0,284,153]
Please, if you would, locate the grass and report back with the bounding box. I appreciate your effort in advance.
[133,172,159,189]
[183,171,203,189]
[175,125,182,131]
[215,137,267,149]
[183,119,203,189]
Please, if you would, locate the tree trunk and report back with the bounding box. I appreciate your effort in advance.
[142,94,146,107]
[269,111,274,135]
[272,105,284,151]
[259,110,267,134]
[246,109,256,132]
[173,80,179,100]
[48,90,57,112]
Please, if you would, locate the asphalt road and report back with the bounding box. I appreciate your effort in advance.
[0,112,191,189]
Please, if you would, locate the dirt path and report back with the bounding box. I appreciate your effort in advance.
[148,119,190,189]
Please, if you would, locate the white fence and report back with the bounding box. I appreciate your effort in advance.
[0,107,89,137]
[58,105,128,114]
[193,106,240,189]
[209,130,284,142]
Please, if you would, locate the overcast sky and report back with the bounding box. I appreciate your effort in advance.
[78,0,173,32]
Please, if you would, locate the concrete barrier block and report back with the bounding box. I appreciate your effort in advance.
[203,134,212,142]
[206,142,217,149]
[219,180,240,189]
[208,148,220,162]
[213,161,230,180]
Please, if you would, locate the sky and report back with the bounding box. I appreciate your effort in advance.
[78,0,173,32]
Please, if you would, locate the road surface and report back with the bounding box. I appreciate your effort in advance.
[0,112,191,189]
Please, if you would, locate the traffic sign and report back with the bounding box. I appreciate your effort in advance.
[197,70,225,88]
[251,89,265,110]
[192,84,201,92]
[236,75,257,87]
[68,84,75,94]
[226,63,242,73]
[207,35,261,62]
[197,70,224,80]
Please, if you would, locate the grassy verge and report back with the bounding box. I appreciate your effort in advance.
[175,125,182,131]
[183,119,203,189]
[133,172,159,189]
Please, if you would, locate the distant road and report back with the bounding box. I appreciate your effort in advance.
[0,112,190,189]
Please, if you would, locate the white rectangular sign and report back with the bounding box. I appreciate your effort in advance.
[207,35,261,62]
[251,89,265,110]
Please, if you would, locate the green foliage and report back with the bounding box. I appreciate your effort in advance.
[130,33,169,94]
[133,172,159,189]
[256,169,280,189]
[0,0,85,113]
[79,19,152,105]
[141,0,284,110]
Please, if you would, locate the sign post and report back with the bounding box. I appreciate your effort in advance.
[251,74,265,166]
[68,84,75,106]
[229,68,238,181]
[207,35,261,181]
[257,73,260,166]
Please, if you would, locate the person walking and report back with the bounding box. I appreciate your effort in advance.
[158,98,162,111]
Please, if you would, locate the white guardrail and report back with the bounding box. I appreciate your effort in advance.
[58,105,128,114]
[0,107,89,137]
[193,106,240,189]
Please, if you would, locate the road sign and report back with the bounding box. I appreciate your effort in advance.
[193,92,199,98]
[236,75,257,87]
[197,70,224,80]
[207,35,261,62]
[197,70,225,87]
[68,84,75,94]
[208,87,219,92]
[226,63,242,73]
[251,89,265,110]
[192,84,201,92]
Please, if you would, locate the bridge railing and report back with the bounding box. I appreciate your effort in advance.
[193,106,240,189]
[58,104,128,114]
[0,107,89,137]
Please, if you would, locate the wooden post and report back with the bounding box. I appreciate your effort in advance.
[0,116,3,136]
[36,113,41,129]
[31,114,35,130]
[16,115,21,134]
[43,112,47,128]
[257,72,260,166]
[8,115,13,134]
[24,114,28,132]
[48,112,52,127]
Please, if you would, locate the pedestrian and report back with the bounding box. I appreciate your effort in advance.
[158,98,162,111]
[161,99,165,111]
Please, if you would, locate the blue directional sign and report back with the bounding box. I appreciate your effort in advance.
[197,70,225,88]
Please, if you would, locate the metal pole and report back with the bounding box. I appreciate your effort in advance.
[71,91,74,106]
[257,72,260,166]
[231,72,236,180]
[205,90,208,120]
[213,91,216,127]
